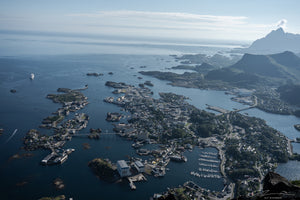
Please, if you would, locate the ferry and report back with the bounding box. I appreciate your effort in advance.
[30,73,35,80]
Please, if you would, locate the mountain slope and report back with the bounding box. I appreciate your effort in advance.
[235,28,300,54]
[206,51,300,88]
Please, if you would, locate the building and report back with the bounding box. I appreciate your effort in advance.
[117,160,131,177]
[134,161,145,173]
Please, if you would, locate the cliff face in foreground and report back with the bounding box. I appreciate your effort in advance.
[236,172,300,200]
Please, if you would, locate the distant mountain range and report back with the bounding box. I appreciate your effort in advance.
[206,51,300,88]
[234,28,300,54]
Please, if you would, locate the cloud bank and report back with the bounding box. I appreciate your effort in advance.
[0,10,278,41]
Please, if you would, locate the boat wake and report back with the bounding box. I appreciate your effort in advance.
[5,129,18,143]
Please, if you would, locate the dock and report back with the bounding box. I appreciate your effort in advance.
[127,173,147,190]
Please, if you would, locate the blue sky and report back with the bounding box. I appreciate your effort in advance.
[1,0,300,42]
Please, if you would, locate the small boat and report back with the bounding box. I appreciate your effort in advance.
[30,73,35,80]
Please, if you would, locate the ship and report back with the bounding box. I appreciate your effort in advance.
[30,73,35,80]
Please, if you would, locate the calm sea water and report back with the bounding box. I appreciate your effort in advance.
[0,35,299,199]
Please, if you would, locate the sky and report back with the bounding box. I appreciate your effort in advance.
[1,0,300,43]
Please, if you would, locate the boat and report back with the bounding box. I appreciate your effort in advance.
[30,73,35,80]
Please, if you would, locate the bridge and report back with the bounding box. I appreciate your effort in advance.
[206,105,256,116]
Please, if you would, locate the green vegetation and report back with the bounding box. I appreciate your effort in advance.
[88,158,118,182]
[277,84,300,107]
[229,168,259,180]
[47,89,86,103]
[162,128,189,139]
[289,153,300,161]
[291,180,300,187]
[189,109,228,137]
[45,115,64,123]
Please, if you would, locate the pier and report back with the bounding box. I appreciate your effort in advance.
[127,173,147,190]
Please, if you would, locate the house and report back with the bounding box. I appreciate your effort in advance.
[134,161,145,173]
[117,160,131,177]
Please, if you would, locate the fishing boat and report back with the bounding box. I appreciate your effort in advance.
[30,73,35,80]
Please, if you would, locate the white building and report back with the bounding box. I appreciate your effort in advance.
[134,161,145,173]
[117,160,131,177]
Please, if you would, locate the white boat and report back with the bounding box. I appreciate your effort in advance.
[30,73,35,80]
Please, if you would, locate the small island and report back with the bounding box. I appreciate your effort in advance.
[144,81,154,87]
[10,89,17,93]
[86,72,103,77]
[0,128,3,135]
[88,158,119,182]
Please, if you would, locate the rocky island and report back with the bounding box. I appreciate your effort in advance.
[88,158,119,183]
[86,72,103,77]
[23,87,90,165]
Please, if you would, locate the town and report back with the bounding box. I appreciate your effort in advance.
[20,80,295,198]
[101,81,292,197]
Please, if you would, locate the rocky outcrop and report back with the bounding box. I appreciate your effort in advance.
[263,172,300,194]
[236,172,300,200]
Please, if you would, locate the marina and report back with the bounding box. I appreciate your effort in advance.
[190,171,222,179]
[198,158,220,163]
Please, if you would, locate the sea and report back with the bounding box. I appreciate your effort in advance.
[0,32,299,200]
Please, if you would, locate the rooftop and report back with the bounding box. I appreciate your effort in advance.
[135,160,144,168]
[117,160,129,169]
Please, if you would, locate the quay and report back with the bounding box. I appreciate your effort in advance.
[127,173,147,190]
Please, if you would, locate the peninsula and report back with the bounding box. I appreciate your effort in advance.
[103,81,291,197]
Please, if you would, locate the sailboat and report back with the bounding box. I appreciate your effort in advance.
[30,73,35,80]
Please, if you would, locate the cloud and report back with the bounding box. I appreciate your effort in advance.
[67,10,249,32]
[66,10,265,40]
[0,10,274,42]
[276,19,287,30]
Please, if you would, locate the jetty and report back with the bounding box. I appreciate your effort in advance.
[127,173,147,190]
[190,171,221,179]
